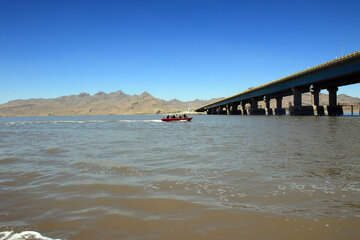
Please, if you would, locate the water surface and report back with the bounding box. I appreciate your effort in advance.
[1,115,359,239]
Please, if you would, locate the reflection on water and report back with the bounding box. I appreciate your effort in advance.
[0,115,359,239]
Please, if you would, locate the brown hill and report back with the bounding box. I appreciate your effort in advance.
[0,91,222,117]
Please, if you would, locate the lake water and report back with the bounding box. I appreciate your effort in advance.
[0,115,359,240]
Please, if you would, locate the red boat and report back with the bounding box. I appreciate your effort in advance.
[161,117,193,122]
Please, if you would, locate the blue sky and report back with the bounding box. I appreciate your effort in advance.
[1,0,359,104]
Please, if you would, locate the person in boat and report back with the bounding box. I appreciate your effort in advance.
[166,115,170,118]
[172,115,176,118]
[183,114,187,118]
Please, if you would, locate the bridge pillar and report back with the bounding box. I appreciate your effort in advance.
[263,96,273,115]
[275,97,286,115]
[310,87,324,116]
[250,98,257,115]
[290,88,314,116]
[327,87,343,116]
[226,104,231,115]
[293,87,302,107]
[250,98,265,115]
[328,87,337,107]
[240,102,247,115]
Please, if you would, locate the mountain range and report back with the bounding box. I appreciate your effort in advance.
[0,91,221,116]
[0,90,359,117]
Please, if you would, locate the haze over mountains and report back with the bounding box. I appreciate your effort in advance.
[0,90,359,117]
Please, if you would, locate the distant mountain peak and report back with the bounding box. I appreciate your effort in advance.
[95,91,107,96]
[169,98,181,103]
[139,91,154,99]
[109,90,127,96]
[78,92,90,97]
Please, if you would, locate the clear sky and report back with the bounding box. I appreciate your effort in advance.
[1,0,360,104]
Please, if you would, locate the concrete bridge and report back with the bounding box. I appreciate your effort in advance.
[195,51,360,116]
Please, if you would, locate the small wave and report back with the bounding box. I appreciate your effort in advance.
[0,158,19,164]
[41,148,67,155]
[0,231,60,240]
[73,162,151,176]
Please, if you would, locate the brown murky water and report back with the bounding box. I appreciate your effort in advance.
[0,115,359,239]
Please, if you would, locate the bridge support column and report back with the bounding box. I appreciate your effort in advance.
[250,98,265,115]
[293,87,302,107]
[274,97,286,115]
[240,102,247,115]
[264,97,273,115]
[310,87,324,116]
[328,87,337,106]
[290,88,314,116]
[250,98,257,115]
[327,87,343,116]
